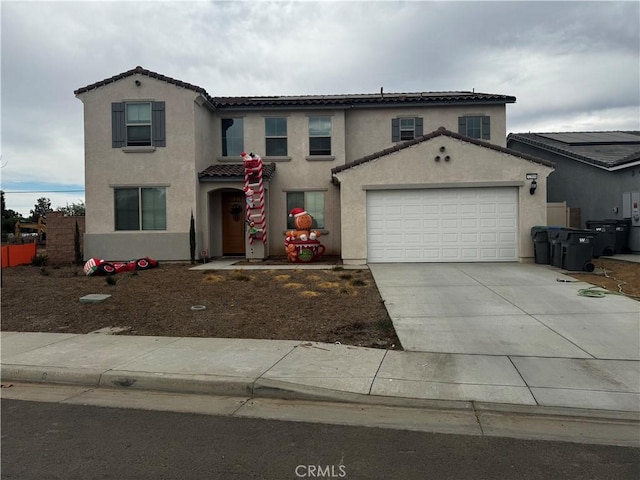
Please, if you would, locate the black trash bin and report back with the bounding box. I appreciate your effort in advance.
[586,220,617,258]
[558,229,595,272]
[604,219,631,254]
[548,227,566,268]
[531,226,551,264]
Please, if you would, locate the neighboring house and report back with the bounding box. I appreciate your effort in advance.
[507,131,640,226]
[75,66,553,265]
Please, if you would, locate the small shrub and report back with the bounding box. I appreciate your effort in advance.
[105,275,117,286]
[31,254,48,267]
[39,266,50,276]
[339,273,353,280]
[350,279,367,287]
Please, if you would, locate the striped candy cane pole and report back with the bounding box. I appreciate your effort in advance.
[242,152,255,245]
[253,156,267,245]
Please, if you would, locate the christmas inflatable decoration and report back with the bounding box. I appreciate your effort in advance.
[83,257,158,276]
[284,208,325,262]
[241,152,267,245]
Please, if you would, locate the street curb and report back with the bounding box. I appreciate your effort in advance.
[3,364,639,427]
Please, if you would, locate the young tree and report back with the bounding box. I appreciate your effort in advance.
[30,197,52,222]
[56,201,85,216]
[1,191,24,238]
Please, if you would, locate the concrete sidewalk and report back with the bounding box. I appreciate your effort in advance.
[2,258,639,446]
[2,330,639,412]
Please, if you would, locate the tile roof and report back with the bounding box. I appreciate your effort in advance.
[331,127,554,175]
[74,66,516,109]
[213,91,516,109]
[199,163,276,181]
[507,131,640,169]
[74,66,213,101]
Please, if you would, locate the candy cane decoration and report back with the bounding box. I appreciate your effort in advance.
[242,152,267,245]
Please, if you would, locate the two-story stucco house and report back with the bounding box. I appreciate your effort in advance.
[75,66,553,265]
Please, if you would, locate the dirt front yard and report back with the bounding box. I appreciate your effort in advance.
[1,257,637,351]
[568,258,640,298]
[0,261,401,350]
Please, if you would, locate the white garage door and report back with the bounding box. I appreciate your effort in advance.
[367,187,518,262]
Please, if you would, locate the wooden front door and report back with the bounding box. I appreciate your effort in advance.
[222,192,245,255]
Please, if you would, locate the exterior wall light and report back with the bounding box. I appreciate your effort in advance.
[444,156,450,162]
[135,80,142,86]
[435,156,441,162]
[439,146,446,152]
[529,180,537,195]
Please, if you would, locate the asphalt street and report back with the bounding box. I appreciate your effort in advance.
[2,399,638,480]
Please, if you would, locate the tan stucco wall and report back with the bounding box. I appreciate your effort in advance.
[78,74,200,234]
[203,110,345,256]
[334,135,553,264]
[78,73,514,262]
[343,104,507,163]
[77,74,204,259]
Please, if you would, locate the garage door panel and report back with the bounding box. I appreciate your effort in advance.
[367,188,518,263]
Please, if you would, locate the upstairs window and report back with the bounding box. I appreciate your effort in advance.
[392,117,423,142]
[126,103,152,146]
[459,115,490,140]
[265,117,288,156]
[222,118,244,156]
[309,116,332,156]
[112,102,165,148]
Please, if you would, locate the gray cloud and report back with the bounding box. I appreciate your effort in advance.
[1,0,638,214]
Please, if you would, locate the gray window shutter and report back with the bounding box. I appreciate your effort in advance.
[458,116,467,135]
[112,103,125,148]
[152,102,166,147]
[481,116,490,140]
[391,118,400,142]
[415,117,423,137]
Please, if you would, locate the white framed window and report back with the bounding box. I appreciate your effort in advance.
[221,118,244,156]
[126,103,152,146]
[115,187,166,231]
[309,116,331,156]
[286,191,325,229]
[399,118,415,141]
[112,102,165,149]
[391,117,423,142]
[265,117,288,156]
[459,115,490,140]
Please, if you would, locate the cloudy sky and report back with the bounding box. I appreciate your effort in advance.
[1,0,639,216]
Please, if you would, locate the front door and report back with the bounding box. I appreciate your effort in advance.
[222,192,246,255]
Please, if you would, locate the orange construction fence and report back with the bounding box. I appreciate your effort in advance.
[1,243,37,268]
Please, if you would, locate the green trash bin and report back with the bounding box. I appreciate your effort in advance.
[558,229,595,272]
[586,220,617,257]
[530,226,551,264]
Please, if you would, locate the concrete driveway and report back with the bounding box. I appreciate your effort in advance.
[369,263,640,358]
[367,263,640,411]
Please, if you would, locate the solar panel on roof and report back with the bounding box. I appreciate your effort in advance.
[538,132,640,145]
